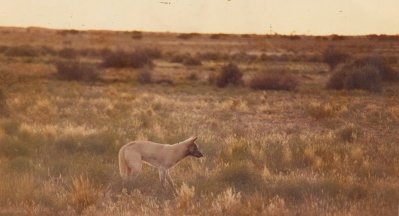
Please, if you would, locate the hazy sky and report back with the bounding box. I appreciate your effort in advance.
[0,0,398,35]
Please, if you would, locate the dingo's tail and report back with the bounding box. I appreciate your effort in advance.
[118,146,129,180]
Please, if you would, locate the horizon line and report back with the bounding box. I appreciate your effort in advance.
[1,25,398,37]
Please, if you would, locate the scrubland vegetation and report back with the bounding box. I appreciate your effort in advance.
[0,27,399,215]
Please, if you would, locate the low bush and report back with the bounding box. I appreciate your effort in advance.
[336,125,359,143]
[56,60,100,82]
[212,63,243,88]
[327,64,384,92]
[137,66,153,84]
[325,69,347,90]
[0,72,20,117]
[101,49,153,68]
[249,71,298,91]
[58,48,78,59]
[322,48,349,70]
[197,52,229,61]
[4,45,39,57]
[132,31,143,40]
[218,162,263,193]
[210,33,229,39]
[183,56,202,66]
[343,65,382,92]
[177,33,200,40]
[170,53,191,63]
[308,103,334,120]
[352,55,399,81]
[230,52,257,63]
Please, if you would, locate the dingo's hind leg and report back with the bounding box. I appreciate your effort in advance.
[125,153,142,181]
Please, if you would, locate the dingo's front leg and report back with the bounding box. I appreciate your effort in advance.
[159,168,167,187]
[165,170,175,188]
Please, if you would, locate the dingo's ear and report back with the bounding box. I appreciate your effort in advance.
[188,137,197,143]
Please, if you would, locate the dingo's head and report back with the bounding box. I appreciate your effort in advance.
[187,137,203,158]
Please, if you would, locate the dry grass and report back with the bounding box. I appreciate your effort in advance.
[0,27,399,215]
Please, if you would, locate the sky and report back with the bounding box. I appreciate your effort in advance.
[0,0,398,35]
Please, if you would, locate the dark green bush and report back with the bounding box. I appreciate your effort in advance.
[177,33,200,40]
[132,31,143,40]
[322,48,349,70]
[326,69,347,90]
[230,52,257,63]
[273,178,311,202]
[101,49,153,68]
[343,65,382,92]
[55,136,80,154]
[327,64,383,92]
[56,60,100,82]
[81,130,118,155]
[352,55,399,81]
[169,53,191,63]
[8,156,34,172]
[4,45,39,57]
[137,66,153,84]
[183,56,202,66]
[249,71,298,91]
[0,136,33,158]
[213,63,243,87]
[197,52,228,61]
[218,162,263,193]
[58,48,78,59]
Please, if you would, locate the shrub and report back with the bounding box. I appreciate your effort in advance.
[177,33,200,40]
[183,56,202,66]
[0,136,33,158]
[336,125,359,143]
[58,48,78,59]
[132,31,143,39]
[0,72,20,117]
[56,60,100,82]
[326,69,347,90]
[186,72,198,81]
[230,52,257,63]
[101,49,153,68]
[343,65,382,92]
[170,53,190,63]
[210,33,229,39]
[55,136,80,154]
[331,34,347,41]
[326,63,383,92]
[81,130,118,155]
[142,47,162,59]
[249,71,298,91]
[322,48,349,70]
[213,63,243,87]
[218,162,263,193]
[137,66,153,84]
[197,52,229,61]
[308,103,334,120]
[352,55,399,81]
[4,45,39,57]
[40,45,57,56]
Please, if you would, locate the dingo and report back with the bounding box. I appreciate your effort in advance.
[118,137,203,188]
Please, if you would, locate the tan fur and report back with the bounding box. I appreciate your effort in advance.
[118,137,203,188]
